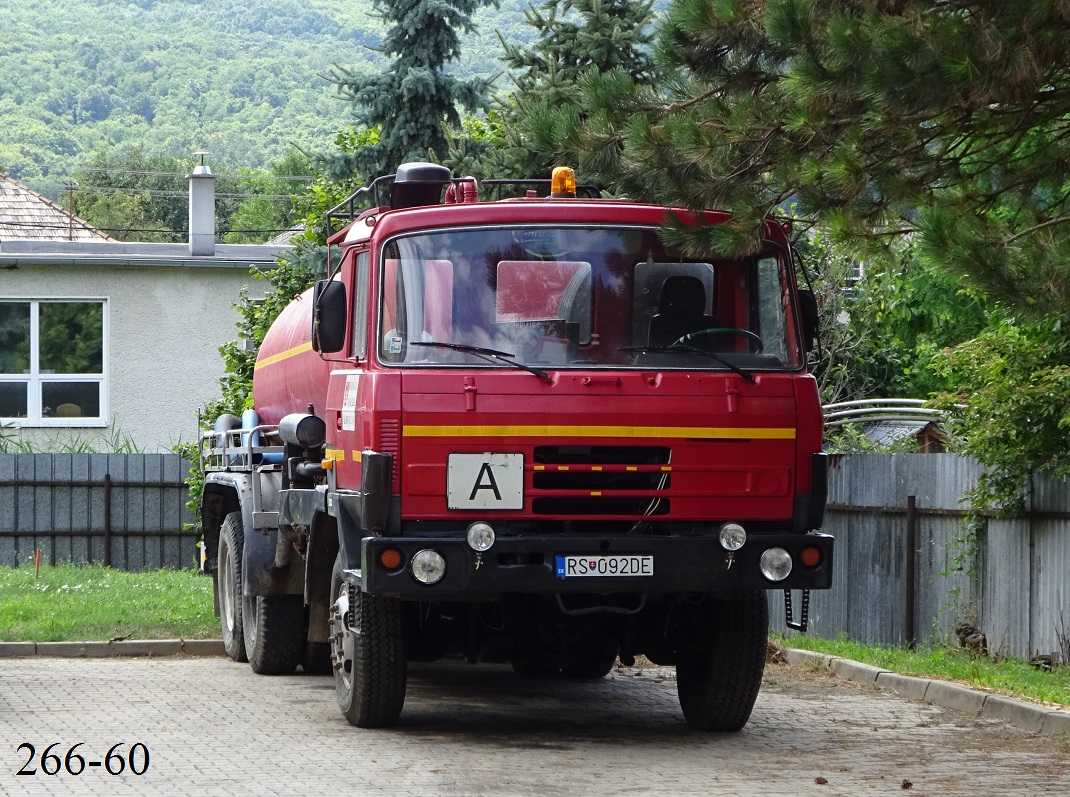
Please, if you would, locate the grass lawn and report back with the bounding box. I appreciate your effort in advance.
[780,633,1070,708]
[0,563,219,642]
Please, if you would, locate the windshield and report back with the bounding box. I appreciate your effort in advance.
[377,225,803,371]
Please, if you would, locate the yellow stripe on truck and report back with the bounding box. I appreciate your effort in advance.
[254,341,313,370]
[403,425,795,440]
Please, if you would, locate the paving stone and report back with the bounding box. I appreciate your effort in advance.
[0,656,1065,796]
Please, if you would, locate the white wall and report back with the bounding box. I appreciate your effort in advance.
[2,262,269,453]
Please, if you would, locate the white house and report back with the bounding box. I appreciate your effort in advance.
[0,169,289,452]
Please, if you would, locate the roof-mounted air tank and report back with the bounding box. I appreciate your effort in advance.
[391,162,453,210]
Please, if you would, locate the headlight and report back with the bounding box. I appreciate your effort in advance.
[466,522,496,552]
[759,548,793,582]
[718,523,747,551]
[411,549,447,585]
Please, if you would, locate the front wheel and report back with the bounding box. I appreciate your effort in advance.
[329,554,407,727]
[217,513,247,663]
[675,590,768,731]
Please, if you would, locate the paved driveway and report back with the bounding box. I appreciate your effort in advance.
[1,656,1066,796]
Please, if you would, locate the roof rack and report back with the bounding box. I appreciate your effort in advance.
[480,179,601,200]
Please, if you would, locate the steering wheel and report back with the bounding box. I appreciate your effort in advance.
[675,328,765,353]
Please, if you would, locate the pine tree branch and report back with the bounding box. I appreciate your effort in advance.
[1004,216,1070,246]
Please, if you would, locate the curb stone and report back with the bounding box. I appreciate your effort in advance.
[785,647,1069,738]
[0,639,224,658]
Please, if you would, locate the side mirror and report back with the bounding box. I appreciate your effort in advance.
[798,289,819,353]
[312,279,347,353]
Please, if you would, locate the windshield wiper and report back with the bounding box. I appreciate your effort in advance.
[411,341,553,384]
[618,344,756,384]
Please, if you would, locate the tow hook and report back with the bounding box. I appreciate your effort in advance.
[784,589,811,633]
[725,552,734,570]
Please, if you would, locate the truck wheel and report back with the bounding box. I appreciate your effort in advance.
[329,555,406,727]
[218,513,247,663]
[675,589,768,731]
[243,592,306,675]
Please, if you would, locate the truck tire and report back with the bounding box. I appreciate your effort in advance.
[329,554,406,727]
[243,592,306,675]
[218,513,247,663]
[675,589,768,731]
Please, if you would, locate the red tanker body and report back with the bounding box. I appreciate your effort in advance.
[252,289,332,425]
[199,163,832,732]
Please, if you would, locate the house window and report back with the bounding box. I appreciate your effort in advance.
[0,299,107,426]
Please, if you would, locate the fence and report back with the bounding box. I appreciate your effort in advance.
[4,451,1069,658]
[772,453,1070,661]
[0,453,196,571]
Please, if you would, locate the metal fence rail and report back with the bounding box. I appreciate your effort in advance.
[771,453,1070,661]
[0,453,196,571]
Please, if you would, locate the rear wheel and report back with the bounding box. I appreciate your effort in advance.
[329,554,407,727]
[243,592,306,675]
[675,590,768,731]
[217,513,247,663]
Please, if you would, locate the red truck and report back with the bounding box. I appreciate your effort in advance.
[200,163,832,732]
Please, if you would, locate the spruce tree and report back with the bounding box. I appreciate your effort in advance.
[328,0,495,180]
[491,0,655,177]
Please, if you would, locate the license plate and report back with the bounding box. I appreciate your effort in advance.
[555,554,654,578]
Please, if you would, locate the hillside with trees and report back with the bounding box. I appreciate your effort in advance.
[0,0,536,193]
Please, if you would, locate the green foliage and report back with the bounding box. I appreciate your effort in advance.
[71,146,312,244]
[38,303,103,375]
[500,0,656,101]
[779,633,1070,708]
[566,0,1070,307]
[931,318,1070,511]
[0,422,143,454]
[0,563,217,642]
[841,253,991,400]
[795,232,991,404]
[492,0,657,177]
[0,0,537,191]
[0,0,378,185]
[326,0,496,178]
[303,128,381,242]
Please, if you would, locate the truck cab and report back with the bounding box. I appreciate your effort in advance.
[201,163,832,732]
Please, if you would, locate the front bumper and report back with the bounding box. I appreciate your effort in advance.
[360,532,833,598]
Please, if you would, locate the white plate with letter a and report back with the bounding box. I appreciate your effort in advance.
[447,453,524,510]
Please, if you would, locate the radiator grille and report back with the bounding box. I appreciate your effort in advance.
[530,445,671,516]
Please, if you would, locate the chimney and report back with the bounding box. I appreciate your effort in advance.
[188,151,216,255]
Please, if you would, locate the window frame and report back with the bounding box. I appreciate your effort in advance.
[0,298,109,428]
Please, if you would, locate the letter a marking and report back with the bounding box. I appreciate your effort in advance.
[470,462,502,501]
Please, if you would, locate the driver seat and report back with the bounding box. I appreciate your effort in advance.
[648,276,718,347]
